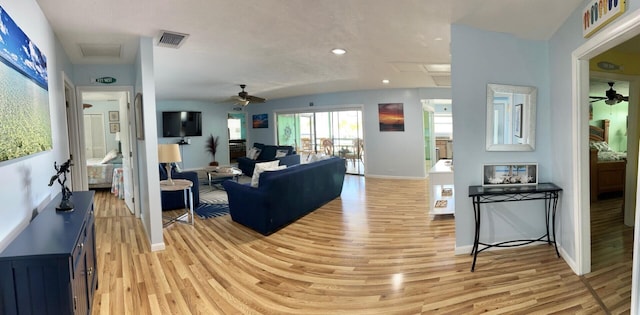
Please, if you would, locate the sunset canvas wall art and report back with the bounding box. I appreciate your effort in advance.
[378,103,404,132]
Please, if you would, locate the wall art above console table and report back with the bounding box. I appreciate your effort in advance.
[0,191,97,315]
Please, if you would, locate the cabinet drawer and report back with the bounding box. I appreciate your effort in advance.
[72,222,87,272]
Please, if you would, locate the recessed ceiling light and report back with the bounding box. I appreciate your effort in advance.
[434,37,443,41]
[382,79,390,84]
[331,48,347,55]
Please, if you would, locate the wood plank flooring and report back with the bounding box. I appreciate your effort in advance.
[91,176,629,314]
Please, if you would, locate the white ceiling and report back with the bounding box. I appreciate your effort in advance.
[35,0,584,103]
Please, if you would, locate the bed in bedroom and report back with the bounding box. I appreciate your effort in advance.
[589,119,626,201]
[87,150,122,189]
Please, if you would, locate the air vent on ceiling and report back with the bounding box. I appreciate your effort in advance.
[157,31,189,48]
[79,43,122,58]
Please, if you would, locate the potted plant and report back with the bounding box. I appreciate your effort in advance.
[206,134,220,166]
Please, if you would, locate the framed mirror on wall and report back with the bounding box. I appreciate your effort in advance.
[486,84,537,151]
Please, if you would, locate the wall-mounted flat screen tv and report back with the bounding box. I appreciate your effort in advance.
[162,111,202,137]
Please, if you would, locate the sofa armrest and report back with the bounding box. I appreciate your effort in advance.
[277,154,301,166]
[237,156,259,176]
[222,181,271,234]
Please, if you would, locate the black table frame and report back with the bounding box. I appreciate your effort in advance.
[468,183,562,271]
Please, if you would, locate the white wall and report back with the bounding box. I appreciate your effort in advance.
[138,37,163,250]
[450,25,552,252]
[156,100,233,169]
[0,0,75,250]
[244,88,451,178]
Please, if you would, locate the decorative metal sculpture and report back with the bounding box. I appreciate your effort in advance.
[48,158,74,211]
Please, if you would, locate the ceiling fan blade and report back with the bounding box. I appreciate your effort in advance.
[246,95,266,103]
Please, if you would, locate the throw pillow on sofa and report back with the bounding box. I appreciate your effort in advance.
[251,160,282,187]
[275,149,288,158]
[247,147,262,160]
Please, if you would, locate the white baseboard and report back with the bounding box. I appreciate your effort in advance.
[150,242,165,251]
[365,174,426,180]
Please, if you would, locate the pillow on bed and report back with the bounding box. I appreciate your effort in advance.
[590,141,611,152]
[100,149,119,164]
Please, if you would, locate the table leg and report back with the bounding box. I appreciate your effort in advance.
[188,187,194,225]
[552,192,560,257]
[471,197,481,272]
[544,193,551,245]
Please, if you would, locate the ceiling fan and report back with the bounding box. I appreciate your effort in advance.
[230,84,266,106]
[590,81,629,105]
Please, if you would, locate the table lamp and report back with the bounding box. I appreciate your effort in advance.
[158,143,181,185]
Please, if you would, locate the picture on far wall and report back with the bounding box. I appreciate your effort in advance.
[252,113,268,129]
[109,111,119,122]
[0,6,51,162]
[378,103,405,132]
[109,123,120,133]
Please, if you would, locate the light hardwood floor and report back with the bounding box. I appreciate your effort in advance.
[91,176,630,314]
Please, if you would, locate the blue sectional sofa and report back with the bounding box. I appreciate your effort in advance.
[223,157,347,235]
[159,164,200,210]
[236,143,300,176]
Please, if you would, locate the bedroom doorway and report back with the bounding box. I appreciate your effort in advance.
[78,87,136,215]
[587,77,635,279]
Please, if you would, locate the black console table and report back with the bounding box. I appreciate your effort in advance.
[468,183,562,271]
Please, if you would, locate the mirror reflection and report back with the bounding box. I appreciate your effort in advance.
[486,84,537,151]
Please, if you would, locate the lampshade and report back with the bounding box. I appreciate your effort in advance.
[158,144,181,163]
[114,131,120,141]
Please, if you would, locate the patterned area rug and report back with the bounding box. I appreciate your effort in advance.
[196,175,250,219]
[194,203,230,219]
[199,187,229,204]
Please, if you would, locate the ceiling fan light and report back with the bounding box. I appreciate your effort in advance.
[605,99,617,105]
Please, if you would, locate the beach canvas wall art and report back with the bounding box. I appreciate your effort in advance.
[0,6,51,162]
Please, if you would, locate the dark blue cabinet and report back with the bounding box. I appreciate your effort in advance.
[0,191,97,315]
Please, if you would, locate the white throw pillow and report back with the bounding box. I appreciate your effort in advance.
[100,149,118,164]
[275,149,288,158]
[251,160,280,187]
[246,147,262,160]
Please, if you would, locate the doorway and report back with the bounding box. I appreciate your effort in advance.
[423,99,452,172]
[228,112,247,164]
[572,11,640,312]
[276,109,364,175]
[588,77,634,278]
[77,87,136,215]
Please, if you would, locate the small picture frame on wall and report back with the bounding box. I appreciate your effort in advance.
[109,123,120,133]
[252,113,268,128]
[108,111,119,122]
[482,163,538,186]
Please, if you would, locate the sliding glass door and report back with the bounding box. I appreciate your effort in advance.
[276,109,364,175]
